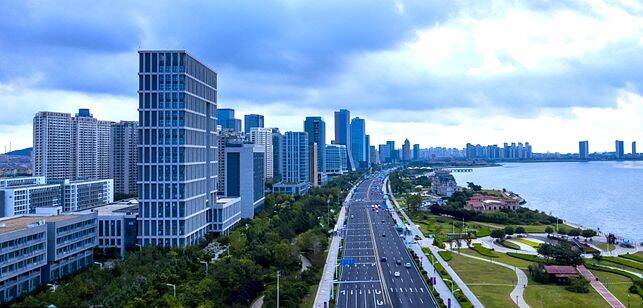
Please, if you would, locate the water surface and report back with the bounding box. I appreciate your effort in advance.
[451,161,643,242]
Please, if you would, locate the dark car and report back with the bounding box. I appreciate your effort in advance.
[396,259,402,265]
[382,233,386,237]
[380,257,387,262]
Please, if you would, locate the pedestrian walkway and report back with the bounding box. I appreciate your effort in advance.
[577,265,626,308]
[458,252,530,308]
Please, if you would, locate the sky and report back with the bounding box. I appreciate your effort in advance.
[0,0,642,154]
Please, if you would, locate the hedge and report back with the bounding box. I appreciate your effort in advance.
[438,251,453,262]
[500,241,520,250]
[507,252,547,263]
[471,244,498,258]
[583,263,640,281]
[602,256,643,271]
[620,253,643,263]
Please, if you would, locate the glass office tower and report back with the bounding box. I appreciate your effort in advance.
[137,50,218,247]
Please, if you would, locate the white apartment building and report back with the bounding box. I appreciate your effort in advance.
[250,127,274,179]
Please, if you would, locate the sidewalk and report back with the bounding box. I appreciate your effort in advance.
[385,179,483,308]
[577,265,626,308]
[313,183,357,308]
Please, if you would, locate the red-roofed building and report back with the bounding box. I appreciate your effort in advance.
[543,265,580,282]
[464,193,521,212]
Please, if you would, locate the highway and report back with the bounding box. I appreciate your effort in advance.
[336,171,437,308]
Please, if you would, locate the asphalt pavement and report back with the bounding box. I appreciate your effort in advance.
[337,171,437,308]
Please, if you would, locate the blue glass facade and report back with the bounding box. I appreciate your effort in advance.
[137,50,218,248]
[244,114,264,133]
[217,108,241,131]
[350,117,366,166]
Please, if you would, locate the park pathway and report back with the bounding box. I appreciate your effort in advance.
[458,252,530,308]
[577,265,626,308]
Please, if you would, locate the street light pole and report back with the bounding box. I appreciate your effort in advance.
[276,271,280,308]
[166,283,176,297]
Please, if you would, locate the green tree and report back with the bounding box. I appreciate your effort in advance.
[568,229,581,237]
[405,193,423,213]
[545,226,554,235]
[504,226,515,236]
[581,229,597,240]
[490,229,505,241]
[515,226,525,234]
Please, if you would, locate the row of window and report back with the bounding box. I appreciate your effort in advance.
[55,237,94,256]
[0,233,44,250]
[0,255,44,276]
[55,227,96,245]
[139,52,217,88]
[0,243,44,263]
[55,219,96,235]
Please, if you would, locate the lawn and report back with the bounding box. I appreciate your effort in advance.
[501,240,521,250]
[512,238,542,248]
[602,256,643,271]
[448,253,517,307]
[591,270,642,308]
[594,242,616,252]
[586,258,643,276]
[524,276,610,308]
[620,253,643,263]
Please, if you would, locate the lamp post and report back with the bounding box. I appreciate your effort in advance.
[165,283,176,297]
[200,260,209,274]
[276,271,280,308]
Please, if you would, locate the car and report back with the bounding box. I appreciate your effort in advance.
[404,263,412,268]
[394,271,400,277]
[396,259,402,265]
[380,257,387,262]
[381,220,385,223]
[382,233,386,237]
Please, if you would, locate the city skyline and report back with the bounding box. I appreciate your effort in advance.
[1,1,642,153]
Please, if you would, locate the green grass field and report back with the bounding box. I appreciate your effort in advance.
[594,242,616,252]
[512,238,542,248]
[586,258,643,276]
[591,270,642,308]
[620,252,643,263]
[501,240,521,250]
[524,276,610,308]
[448,254,517,307]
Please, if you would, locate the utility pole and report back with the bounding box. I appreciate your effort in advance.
[276,271,280,308]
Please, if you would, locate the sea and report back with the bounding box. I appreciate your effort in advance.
[451,161,643,243]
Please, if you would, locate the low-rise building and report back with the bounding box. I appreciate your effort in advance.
[78,200,138,256]
[62,179,113,212]
[210,197,242,235]
[430,170,457,197]
[0,212,97,303]
[464,193,521,212]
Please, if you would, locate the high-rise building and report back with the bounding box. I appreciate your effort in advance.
[615,140,625,159]
[378,144,390,163]
[325,144,348,176]
[33,112,73,182]
[632,141,637,155]
[369,145,379,165]
[365,135,371,167]
[350,117,366,168]
[579,141,589,160]
[217,108,242,132]
[216,130,245,196]
[272,129,283,180]
[137,50,218,248]
[402,139,411,161]
[112,121,138,195]
[244,114,264,133]
[273,132,310,195]
[386,141,396,161]
[304,116,326,184]
[225,143,265,219]
[33,110,113,182]
[334,109,355,171]
[249,128,274,179]
[412,144,420,160]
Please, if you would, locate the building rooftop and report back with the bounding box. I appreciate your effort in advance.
[0,215,79,235]
[78,199,139,216]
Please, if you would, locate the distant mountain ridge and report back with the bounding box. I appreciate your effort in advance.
[3,147,32,156]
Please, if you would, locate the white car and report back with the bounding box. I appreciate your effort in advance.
[394,271,401,277]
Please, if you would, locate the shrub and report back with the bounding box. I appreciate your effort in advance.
[471,244,498,258]
[515,226,526,234]
[490,229,505,241]
[475,227,491,238]
[507,252,546,263]
[528,263,550,283]
[433,238,446,249]
[500,241,520,250]
[565,277,590,293]
[545,226,554,234]
[438,251,453,262]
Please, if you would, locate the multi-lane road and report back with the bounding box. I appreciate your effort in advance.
[336,171,437,308]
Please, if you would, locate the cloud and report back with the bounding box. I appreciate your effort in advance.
[0,0,641,152]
